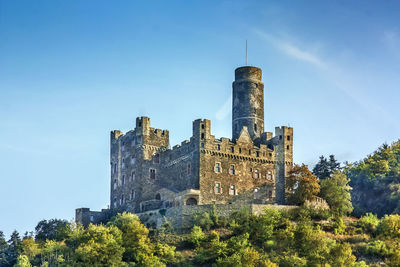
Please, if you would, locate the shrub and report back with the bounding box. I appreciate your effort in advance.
[333,217,346,235]
[364,240,389,258]
[279,254,307,267]
[193,212,214,231]
[188,226,205,248]
[358,213,379,233]
[376,214,400,239]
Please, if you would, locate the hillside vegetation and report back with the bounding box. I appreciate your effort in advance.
[1,141,400,267]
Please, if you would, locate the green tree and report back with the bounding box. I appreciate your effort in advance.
[108,212,165,265]
[376,214,400,239]
[34,219,70,242]
[286,164,320,205]
[320,171,353,217]
[14,255,31,267]
[328,242,356,266]
[72,224,124,266]
[7,230,22,266]
[313,155,341,180]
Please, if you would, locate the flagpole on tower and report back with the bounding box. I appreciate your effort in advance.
[246,40,248,66]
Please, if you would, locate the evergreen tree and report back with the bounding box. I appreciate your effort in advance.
[7,230,22,266]
[313,155,341,179]
[0,231,9,266]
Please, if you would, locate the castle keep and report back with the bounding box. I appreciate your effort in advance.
[76,66,293,227]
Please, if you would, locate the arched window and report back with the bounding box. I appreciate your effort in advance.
[215,182,222,194]
[229,185,236,195]
[155,193,161,200]
[153,154,160,164]
[186,198,197,205]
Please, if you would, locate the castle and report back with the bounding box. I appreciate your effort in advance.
[76,65,294,227]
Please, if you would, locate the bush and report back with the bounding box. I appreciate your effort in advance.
[364,240,389,258]
[279,254,307,267]
[188,226,205,248]
[193,212,214,231]
[376,214,400,239]
[358,213,379,233]
[333,217,346,235]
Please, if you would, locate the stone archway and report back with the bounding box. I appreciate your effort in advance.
[186,197,197,206]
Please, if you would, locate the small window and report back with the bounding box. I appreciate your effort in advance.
[253,169,260,179]
[254,123,257,132]
[256,151,259,157]
[131,155,136,164]
[187,163,191,175]
[216,144,221,151]
[267,171,273,180]
[153,153,160,164]
[150,169,156,179]
[229,185,236,195]
[287,136,291,141]
[279,135,282,140]
[113,179,117,190]
[131,171,135,181]
[201,143,204,148]
[139,122,142,127]
[249,149,251,155]
[215,162,221,173]
[201,133,205,139]
[230,147,234,153]
[90,215,94,222]
[215,182,222,194]
[250,167,253,172]
[268,190,273,199]
[229,165,235,175]
[130,190,135,200]
[287,145,290,150]
[239,148,242,153]
[155,193,161,200]
[201,124,205,129]
[122,175,125,185]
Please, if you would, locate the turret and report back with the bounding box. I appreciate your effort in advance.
[232,66,265,141]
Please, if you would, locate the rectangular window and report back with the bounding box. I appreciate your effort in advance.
[187,163,191,175]
[268,190,273,200]
[215,162,221,173]
[267,171,273,180]
[201,133,205,139]
[153,154,160,164]
[229,185,236,195]
[287,136,291,141]
[215,182,221,194]
[150,169,156,179]
[253,169,260,179]
[216,144,221,150]
[287,145,290,150]
[256,151,259,157]
[230,147,234,153]
[229,165,235,175]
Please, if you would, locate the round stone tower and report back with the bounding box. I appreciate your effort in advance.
[232,66,265,140]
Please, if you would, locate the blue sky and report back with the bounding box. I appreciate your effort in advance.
[1,1,399,237]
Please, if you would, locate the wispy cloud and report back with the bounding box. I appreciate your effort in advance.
[253,29,326,68]
[383,30,400,59]
[253,28,400,130]
[215,95,231,121]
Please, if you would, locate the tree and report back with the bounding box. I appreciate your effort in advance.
[320,171,353,217]
[313,155,341,180]
[14,255,31,267]
[72,224,124,266]
[35,219,70,242]
[0,231,9,266]
[286,164,320,205]
[7,230,22,266]
[107,212,165,265]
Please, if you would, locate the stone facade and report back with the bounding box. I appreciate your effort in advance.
[76,65,294,227]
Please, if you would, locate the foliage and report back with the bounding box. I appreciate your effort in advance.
[14,255,31,267]
[347,141,400,216]
[376,214,400,239]
[286,164,320,205]
[313,154,341,179]
[34,219,70,242]
[320,171,353,217]
[364,240,390,258]
[72,224,124,266]
[358,213,379,233]
[193,211,214,231]
[188,226,205,248]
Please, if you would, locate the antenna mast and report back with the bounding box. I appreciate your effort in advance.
[246,40,248,65]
